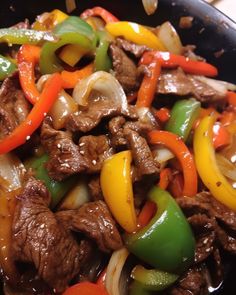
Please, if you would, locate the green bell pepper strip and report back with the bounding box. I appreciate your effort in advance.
[125,187,195,274]
[129,281,151,295]
[131,265,178,292]
[0,54,17,80]
[26,154,77,208]
[40,16,97,74]
[94,31,112,72]
[165,98,200,142]
[0,28,58,45]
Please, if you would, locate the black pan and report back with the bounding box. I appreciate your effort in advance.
[0,0,236,294]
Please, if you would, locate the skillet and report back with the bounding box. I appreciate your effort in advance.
[0,0,236,294]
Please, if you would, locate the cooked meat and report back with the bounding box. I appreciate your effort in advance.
[66,94,137,133]
[110,44,138,92]
[116,37,149,58]
[124,128,160,177]
[56,201,123,253]
[157,68,226,102]
[12,177,82,293]
[0,74,30,138]
[88,176,104,201]
[41,119,113,180]
[170,267,207,295]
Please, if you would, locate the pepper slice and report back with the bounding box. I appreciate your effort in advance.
[105,21,166,50]
[40,16,96,74]
[0,54,17,81]
[165,98,200,142]
[193,115,236,211]
[94,31,112,72]
[81,6,119,23]
[125,187,195,274]
[100,150,137,233]
[0,73,62,155]
[129,281,151,295]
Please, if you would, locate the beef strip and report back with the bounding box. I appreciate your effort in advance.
[157,68,226,102]
[12,177,82,293]
[41,119,113,180]
[116,37,149,58]
[0,74,30,138]
[109,44,139,92]
[56,201,123,253]
[88,175,103,201]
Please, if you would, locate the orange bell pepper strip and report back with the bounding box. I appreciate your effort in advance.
[140,51,218,77]
[80,6,119,23]
[63,282,109,295]
[213,123,231,150]
[227,91,236,107]
[17,44,41,104]
[155,107,170,123]
[149,130,198,197]
[158,168,173,190]
[0,73,62,155]
[137,200,157,229]
[136,57,161,108]
[61,63,94,89]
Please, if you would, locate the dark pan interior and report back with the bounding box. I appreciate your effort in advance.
[0,0,236,294]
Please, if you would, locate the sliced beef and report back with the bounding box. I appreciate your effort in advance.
[157,68,226,102]
[56,201,123,253]
[116,37,149,58]
[41,119,113,180]
[0,75,30,137]
[12,177,82,293]
[110,44,138,92]
[88,176,103,201]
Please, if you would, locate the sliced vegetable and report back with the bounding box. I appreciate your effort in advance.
[227,91,236,107]
[0,73,62,155]
[17,44,41,104]
[137,200,156,229]
[216,153,236,181]
[140,51,218,77]
[0,54,17,81]
[32,9,68,31]
[25,154,77,207]
[100,151,137,233]
[213,123,231,150]
[59,45,88,67]
[63,282,109,295]
[40,16,96,74]
[105,248,129,295]
[165,98,200,141]
[142,0,158,15]
[106,21,166,50]
[149,130,198,196]
[131,265,178,291]
[81,6,119,23]
[155,107,170,123]
[193,115,236,211]
[129,281,150,295]
[95,31,112,72]
[158,168,173,190]
[125,187,195,274]
[0,28,57,45]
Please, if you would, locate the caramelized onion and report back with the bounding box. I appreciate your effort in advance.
[142,0,158,15]
[216,153,236,181]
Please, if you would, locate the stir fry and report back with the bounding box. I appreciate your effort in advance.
[1,5,236,295]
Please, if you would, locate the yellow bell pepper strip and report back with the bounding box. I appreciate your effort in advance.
[0,73,62,155]
[17,44,41,104]
[59,45,88,67]
[81,6,119,23]
[193,115,236,211]
[40,16,96,74]
[32,9,68,31]
[0,54,17,81]
[100,150,137,233]
[105,22,166,51]
[61,63,94,89]
[136,56,161,108]
[149,130,198,197]
[140,51,218,77]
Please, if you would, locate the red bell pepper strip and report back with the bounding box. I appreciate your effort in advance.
[158,168,173,190]
[63,282,109,295]
[213,123,231,150]
[136,57,161,108]
[0,73,62,155]
[137,200,157,229]
[169,173,184,198]
[80,6,119,24]
[17,44,41,104]
[149,130,198,197]
[155,107,170,123]
[227,91,236,107]
[140,51,218,77]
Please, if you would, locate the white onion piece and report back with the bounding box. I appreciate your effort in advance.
[142,0,158,15]
[156,21,183,55]
[153,147,175,164]
[36,74,51,92]
[73,71,128,112]
[137,107,157,126]
[194,76,228,96]
[49,90,77,130]
[216,153,236,181]
[0,154,25,192]
[59,179,89,210]
[105,248,129,295]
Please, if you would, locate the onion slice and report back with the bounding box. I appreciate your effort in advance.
[216,153,236,181]
[142,0,158,15]
[105,248,129,295]
[195,76,236,94]
[73,71,128,112]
